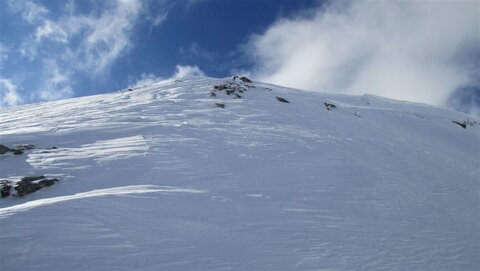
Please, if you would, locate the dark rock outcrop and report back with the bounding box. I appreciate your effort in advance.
[39,178,59,187]
[12,149,24,155]
[452,121,467,129]
[360,96,370,105]
[215,103,225,108]
[214,84,228,90]
[276,97,290,103]
[1,181,12,198]
[324,103,337,111]
[213,82,247,99]
[15,180,43,197]
[240,77,252,83]
[14,144,35,150]
[0,144,11,155]
[15,176,59,197]
[0,144,35,155]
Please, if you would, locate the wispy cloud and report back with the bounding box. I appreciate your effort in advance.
[0,78,23,108]
[180,43,218,61]
[7,0,49,24]
[147,12,169,27]
[4,0,173,105]
[38,59,74,101]
[0,42,9,69]
[246,1,479,106]
[24,0,144,75]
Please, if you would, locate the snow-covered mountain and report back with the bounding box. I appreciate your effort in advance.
[1,76,479,270]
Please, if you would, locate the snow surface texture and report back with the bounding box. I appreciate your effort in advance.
[0,76,479,270]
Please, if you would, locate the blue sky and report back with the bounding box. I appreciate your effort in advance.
[0,0,319,104]
[1,0,479,115]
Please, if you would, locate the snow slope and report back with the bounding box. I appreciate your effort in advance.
[0,76,479,270]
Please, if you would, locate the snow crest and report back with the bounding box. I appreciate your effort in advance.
[0,185,205,219]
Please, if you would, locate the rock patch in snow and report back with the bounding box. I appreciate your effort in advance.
[15,176,59,197]
[0,180,12,198]
[212,80,248,98]
[324,102,337,111]
[0,144,36,155]
[276,97,290,103]
[239,76,252,83]
[0,176,60,198]
[452,119,478,129]
[453,121,467,129]
[0,144,10,155]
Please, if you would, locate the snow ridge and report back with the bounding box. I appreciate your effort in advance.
[0,185,205,219]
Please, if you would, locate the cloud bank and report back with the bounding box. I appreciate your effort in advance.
[247,0,479,107]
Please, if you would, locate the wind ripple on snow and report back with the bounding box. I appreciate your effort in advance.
[27,135,149,169]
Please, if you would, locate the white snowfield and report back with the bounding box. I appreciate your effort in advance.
[0,76,479,270]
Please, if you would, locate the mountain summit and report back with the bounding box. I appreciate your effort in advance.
[1,76,479,270]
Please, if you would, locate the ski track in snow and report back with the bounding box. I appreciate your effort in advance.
[0,185,206,219]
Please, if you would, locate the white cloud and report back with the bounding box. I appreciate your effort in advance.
[180,43,217,61]
[35,20,69,43]
[23,0,49,23]
[147,11,168,27]
[3,0,182,106]
[13,0,150,80]
[0,78,23,108]
[78,0,143,75]
[8,0,155,103]
[25,0,144,75]
[247,1,480,106]
[38,59,74,101]
[7,0,49,24]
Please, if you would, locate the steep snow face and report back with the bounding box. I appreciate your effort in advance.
[0,76,479,270]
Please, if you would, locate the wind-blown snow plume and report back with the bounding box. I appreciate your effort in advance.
[129,65,205,88]
[247,0,479,106]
